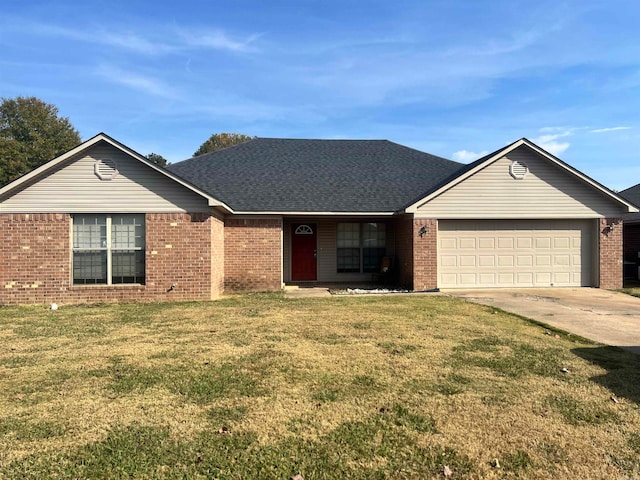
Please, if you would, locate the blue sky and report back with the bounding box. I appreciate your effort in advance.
[1,0,639,190]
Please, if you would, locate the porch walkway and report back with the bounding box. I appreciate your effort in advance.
[284,285,332,298]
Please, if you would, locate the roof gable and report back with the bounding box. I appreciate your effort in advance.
[0,133,231,212]
[406,138,637,215]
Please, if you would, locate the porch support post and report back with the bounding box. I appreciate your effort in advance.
[413,218,438,291]
[599,217,622,289]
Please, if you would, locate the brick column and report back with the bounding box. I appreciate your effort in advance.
[224,217,283,291]
[413,218,438,291]
[599,218,623,289]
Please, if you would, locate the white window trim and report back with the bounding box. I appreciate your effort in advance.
[72,214,145,286]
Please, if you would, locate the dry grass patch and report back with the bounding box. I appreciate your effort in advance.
[0,293,639,479]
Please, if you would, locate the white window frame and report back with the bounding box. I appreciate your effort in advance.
[72,214,145,285]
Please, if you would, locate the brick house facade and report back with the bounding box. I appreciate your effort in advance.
[0,134,634,305]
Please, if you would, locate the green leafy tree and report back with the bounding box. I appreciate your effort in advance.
[0,96,81,186]
[146,152,169,167]
[193,133,254,156]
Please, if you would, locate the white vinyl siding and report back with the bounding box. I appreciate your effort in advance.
[416,146,623,219]
[0,142,209,213]
[438,220,595,288]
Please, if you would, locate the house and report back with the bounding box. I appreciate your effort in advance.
[0,133,635,305]
[619,183,640,275]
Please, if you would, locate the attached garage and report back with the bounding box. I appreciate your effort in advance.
[438,219,595,288]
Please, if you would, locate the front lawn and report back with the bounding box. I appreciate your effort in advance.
[1,294,639,479]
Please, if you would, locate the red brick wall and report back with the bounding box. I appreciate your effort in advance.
[224,217,282,291]
[599,218,623,289]
[0,212,220,305]
[394,215,414,289]
[0,213,70,305]
[412,218,438,291]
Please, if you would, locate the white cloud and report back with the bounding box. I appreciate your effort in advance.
[32,24,176,55]
[178,29,261,53]
[590,126,632,133]
[452,150,489,162]
[5,20,260,55]
[532,129,573,156]
[96,65,180,99]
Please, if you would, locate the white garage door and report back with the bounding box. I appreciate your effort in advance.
[438,220,594,288]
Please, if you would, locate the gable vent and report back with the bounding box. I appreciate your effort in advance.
[509,160,529,179]
[94,159,119,180]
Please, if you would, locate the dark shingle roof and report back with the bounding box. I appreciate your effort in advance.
[620,184,640,222]
[167,138,464,212]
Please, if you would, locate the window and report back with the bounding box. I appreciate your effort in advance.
[337,222,386,273]
[337,223,360,272]
[73,214,145,285]
[362,223,386,272]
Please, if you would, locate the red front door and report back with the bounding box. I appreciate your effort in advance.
[291,224,317,281]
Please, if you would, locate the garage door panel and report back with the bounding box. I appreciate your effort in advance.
[459,255,476,266]
[459,238,476,249]
[440,255,457,267]
[440,238,457,249]
[478,238,495,249]
[517,255,533,266]
[459,273,477,285]
[498,237,514,248]
[498,255,514,266]
[438,220,593,288]
[517,238,532,248]
[478,273,496,285]
[516,272,533,285]
[536,255,551,266]
[441,273,457,285]
[478,255,495,267]
[535,237,551,249]
[536,272,552,284]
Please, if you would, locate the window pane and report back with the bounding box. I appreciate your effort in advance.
[337,223,360,248]
[337,247,360,273]
[112,251,145,284]
[363,247,386,273]
[112,214,145,249]
[363,223,385,248]
[73,215,107,249]
[73,251,107,284]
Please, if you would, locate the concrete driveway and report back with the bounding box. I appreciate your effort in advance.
[446,288,640,355]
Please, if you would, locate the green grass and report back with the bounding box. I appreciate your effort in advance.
[1,293,639,479]
[545,394,620,426]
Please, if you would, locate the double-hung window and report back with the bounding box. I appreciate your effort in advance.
[72,214,145,285]
[337,222,386,273]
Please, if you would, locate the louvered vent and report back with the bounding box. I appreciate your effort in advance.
[94,159,119,180]
[509,160,528,179]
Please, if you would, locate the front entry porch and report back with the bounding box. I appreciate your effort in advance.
[283,216,410,288]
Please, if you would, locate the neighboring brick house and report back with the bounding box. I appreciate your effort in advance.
[619,184,640,279]
[0,133,636,305]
